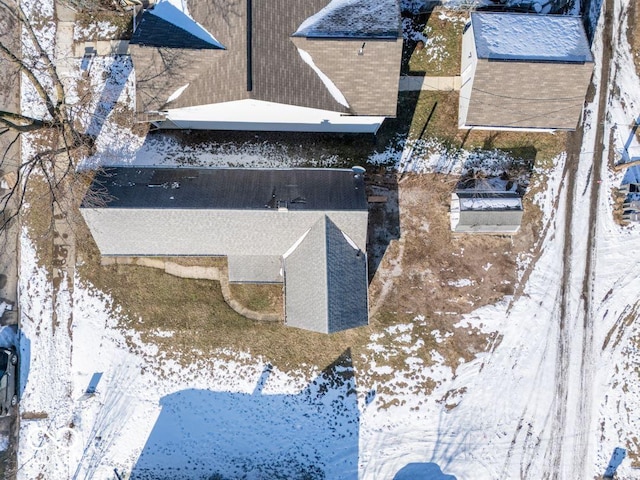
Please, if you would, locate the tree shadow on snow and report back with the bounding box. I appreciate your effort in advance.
[393,462,457,480]
[130,350,359,480]
[17,331,28,399]
[83,56,134,141]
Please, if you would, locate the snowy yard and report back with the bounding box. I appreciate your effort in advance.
[8,0,640,479]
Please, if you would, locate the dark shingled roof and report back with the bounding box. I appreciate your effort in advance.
[130,11,224,50]
[83,167,368,211]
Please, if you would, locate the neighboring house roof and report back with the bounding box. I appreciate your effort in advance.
[471,13,593,63]
[284,215,368,334]
[129,0,402,119]
[451,191,523,234]
[80,167,369,333]
[293,0,401,38]
[459,12,593,130]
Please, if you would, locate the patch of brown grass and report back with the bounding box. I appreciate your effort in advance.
[22,176,55,270]
[74,11,132,41]
[21,411,48,420]
[228,283,283,315]
[370,174,516,371]
[408,9,466,76]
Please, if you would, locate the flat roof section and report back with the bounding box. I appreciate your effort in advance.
[82,167,368,211]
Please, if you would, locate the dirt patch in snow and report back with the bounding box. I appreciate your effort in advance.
[369,173,539,368]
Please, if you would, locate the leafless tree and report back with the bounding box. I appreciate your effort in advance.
[0,0,99,235]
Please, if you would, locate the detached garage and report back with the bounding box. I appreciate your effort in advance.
[459,12,593,131]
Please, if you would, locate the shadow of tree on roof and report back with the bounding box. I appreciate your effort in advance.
[130,349,359,480]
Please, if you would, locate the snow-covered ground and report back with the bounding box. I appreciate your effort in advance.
[11,0,640,479]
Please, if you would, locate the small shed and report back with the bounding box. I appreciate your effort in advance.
[459,13,593,131]
[451,191,523,234]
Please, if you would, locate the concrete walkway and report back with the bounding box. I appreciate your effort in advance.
[399,75,461,92]
[55,1,129,75]
[73,40,129,57]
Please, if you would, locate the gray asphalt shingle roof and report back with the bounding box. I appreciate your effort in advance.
[284,215,368,333]
[80,167,370,333]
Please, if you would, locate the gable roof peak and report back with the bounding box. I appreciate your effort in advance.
[131,1,225,50]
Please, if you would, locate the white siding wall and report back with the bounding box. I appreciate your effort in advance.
[458,23,477,128]
[159,100,385,133]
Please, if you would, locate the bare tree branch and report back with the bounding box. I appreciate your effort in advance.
[0,110,51,131]
[0,0,108,238]
[0,41,59,120]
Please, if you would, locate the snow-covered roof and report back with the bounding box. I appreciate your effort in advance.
[471,13,593,63]
[294,0,401,38]
[455,191,523,211]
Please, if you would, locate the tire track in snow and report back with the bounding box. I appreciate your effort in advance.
[540,0,613,475]
[571,0,614,474]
